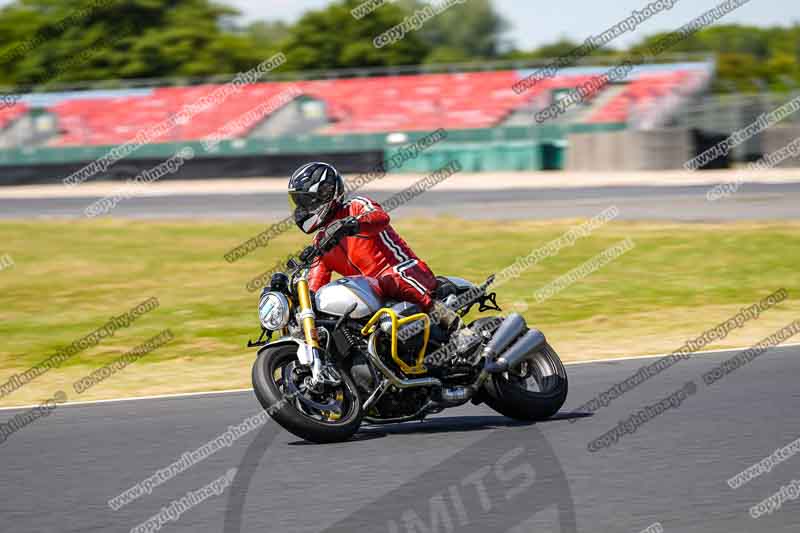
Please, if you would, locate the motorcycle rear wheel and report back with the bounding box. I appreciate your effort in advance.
[483,341,568,421]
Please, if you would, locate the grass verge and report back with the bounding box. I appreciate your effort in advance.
[1,218,797,407]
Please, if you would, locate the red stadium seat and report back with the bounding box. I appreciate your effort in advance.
[41,67,705,145]
[0,103,29,129]
[586,70,698,124]
[46,71,545,144]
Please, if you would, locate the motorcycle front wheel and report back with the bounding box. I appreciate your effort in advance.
[252,344,363,443]
[482,341,568,421]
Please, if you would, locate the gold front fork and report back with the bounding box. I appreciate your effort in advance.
[296,278,319,348]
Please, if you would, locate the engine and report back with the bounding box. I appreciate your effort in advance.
[372,387,431,419]
[350,350,432,419]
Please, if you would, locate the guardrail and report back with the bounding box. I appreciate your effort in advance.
[0,53,714,95]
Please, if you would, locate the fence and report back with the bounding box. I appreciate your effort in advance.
[0,122,626,178]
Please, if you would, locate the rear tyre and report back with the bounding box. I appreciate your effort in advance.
[483,342,568,421]
[252,344,363,443]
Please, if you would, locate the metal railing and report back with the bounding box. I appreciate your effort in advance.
[0,52,715,96]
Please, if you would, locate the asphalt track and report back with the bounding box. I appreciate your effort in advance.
[2,182,800,221]
[2,345,798,532]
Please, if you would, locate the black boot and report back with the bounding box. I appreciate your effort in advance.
[432,300,462,335]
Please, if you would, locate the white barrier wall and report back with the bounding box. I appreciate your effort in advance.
[761,126,800,168]
[566,129,692,171]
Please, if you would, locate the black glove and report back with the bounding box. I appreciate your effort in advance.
[299,245,317,262]
[317,217,360,254]
[339,216,360,237]
[319,237,338,253]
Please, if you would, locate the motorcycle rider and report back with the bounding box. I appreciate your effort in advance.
[288,162,459,332]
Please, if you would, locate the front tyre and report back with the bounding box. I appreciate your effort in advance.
[252,344,363,443]
[483,342,568,421]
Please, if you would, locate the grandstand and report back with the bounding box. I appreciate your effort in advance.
[4,61,711,146]
[0,57,757,183]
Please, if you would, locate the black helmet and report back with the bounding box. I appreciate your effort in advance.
[288,162,345,234]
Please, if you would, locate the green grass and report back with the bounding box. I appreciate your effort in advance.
[1,218,798,406]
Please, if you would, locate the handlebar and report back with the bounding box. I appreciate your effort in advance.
[289,218,349,271]
[298,244,320,264]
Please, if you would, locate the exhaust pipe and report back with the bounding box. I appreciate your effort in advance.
[465,313,528,393]
[485,328,546,374]
[479,313,526,362]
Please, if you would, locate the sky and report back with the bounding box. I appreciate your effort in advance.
[1,0,798,50]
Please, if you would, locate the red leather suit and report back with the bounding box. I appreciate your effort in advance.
[308,196,437,309]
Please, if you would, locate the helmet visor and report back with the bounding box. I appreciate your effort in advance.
[293,202,332,234]
[288,191,328,211]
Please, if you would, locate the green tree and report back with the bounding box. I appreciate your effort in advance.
[397,0,508,62]
[246,20,291,50]
[0,0,277,86]
[627,24,800,93]
[763,53,800,91]
[0,1,796,94]
[714,52,766,93]
[282,0,430,70]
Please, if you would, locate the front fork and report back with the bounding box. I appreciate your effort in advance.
[296,278,340,387]
[296,278,320,349]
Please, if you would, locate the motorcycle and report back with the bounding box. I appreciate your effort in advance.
[250,217,568,443]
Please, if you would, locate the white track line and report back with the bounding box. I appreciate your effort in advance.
[2,170,799,199]
[564,341,800,365]
[2,341,799,413]
[0,388,254,412]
